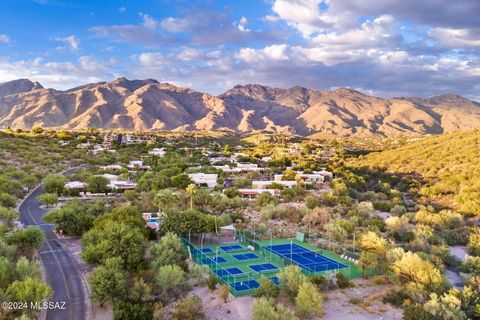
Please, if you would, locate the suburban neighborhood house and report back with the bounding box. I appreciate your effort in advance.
[238,188,280,200]
[252,180,298,189]
[188,173,218,189]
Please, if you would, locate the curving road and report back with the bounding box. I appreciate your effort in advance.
[19,184,91,320]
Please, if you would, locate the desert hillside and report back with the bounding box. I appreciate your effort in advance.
[1,78,479,137]
[348,130,480,215]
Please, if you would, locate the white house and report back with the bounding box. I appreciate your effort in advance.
[214,162,265,173]
[64,181,87,190]
[100,164,123,171]
[108,180,137,191]
[127,160,150,170]
[274,170,333,183]
[252,180,298,189]
[313,170,333,180]
[76,142,91,149]
[188,173,218,189]
[237,188,279,200]
[99,174,119,181]
[149,148,166,157]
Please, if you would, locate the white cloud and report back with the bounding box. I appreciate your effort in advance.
[236,44,289,63]
[140,13,157,30]
[0,34,10,44]
[138,52,167,66]
[270,0,332,37]
[0,56,114,89]
[118,7,126,14]
[52,35,80,52]
[238,16,249,32]
[429,27,480,48]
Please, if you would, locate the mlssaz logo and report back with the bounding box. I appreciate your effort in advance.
[31,301,67,310]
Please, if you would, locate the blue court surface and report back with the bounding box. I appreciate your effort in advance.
[201,256,227,265]
[229,279,260,291]
[212,256,227,263]
[192,247,214,255]
[249,263,279,272]
[264,243,347,272]
[233,253,259,260]
[214,267,245,277]
[220,245,244,252]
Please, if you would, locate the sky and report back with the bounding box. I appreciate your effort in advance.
[0,0,479,99]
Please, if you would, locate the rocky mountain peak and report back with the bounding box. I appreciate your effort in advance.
[0,78,479,137]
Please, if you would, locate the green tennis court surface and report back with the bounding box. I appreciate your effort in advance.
[184,237,363,296]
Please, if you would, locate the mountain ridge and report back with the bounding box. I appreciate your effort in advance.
[1,77,479,137]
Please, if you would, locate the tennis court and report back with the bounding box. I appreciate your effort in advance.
[192,247,214,255]
[249,263,278,272]
[182,236,361,296]
[230,279,260,291]
[220,245,244,252]
[232,253,259,260]
[264,243,347,273]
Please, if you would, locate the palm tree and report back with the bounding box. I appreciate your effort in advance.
[186,183,198,209]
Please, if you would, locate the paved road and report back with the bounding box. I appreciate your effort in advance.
[19,185,90,320]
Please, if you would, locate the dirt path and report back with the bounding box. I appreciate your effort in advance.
[322,278,402,320]
[190,286,253,320]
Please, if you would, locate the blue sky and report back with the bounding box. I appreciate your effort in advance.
[0,0,479,99]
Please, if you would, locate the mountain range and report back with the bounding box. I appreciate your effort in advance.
[1,78,479,137]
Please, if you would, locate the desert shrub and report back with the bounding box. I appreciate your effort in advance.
[206,274,218,291]
[253,278,279,299]
[382,289,410,307]
[172,295,206,320]
[336,272,354,288]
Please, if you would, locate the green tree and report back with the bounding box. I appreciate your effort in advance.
[95,205,145,230]
[253,278,279,299]
[256,192,279,208]
[89,257,127,306]
[86,176,110,194]
[44,199,102,236]
[37,193,59,207]
[113,301,153,320]
[149,232,187,270]
[0,206,18,226]
[155,264,190,301]
[43,174,66,195]
[123,190,138,201]
[161,209,215,235]
[154,188,180,212]
[7,277,52,304]
[171,174,192,189]
[252,297,297,320]
[15,256,41,281]
[277,265,307,299]
[295,281,323,318]
[0,256,14,288]
[7,227,44,254]
[0,192,17,208]
[81,222,145,270]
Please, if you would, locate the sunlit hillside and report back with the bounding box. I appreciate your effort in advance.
[349,130,480,215]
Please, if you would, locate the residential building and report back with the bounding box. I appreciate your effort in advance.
[149,148,166,157]
[252,180,298,189]
[237,188,280,200]
[188,173,218,188]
